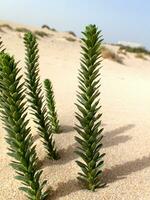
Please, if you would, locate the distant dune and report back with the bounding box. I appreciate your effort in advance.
[1,20,150,200]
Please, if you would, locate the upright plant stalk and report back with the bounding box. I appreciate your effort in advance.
[24,32,59,160]
[0,53,48,200]
[44,79,60,133]
[0,37,5,52]
[75,25,105,191]
[0,37,5,97]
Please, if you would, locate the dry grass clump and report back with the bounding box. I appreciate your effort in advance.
[16,27,51,38]
[41,24,56,31]
[102,46,123,64]
[15,27,31,33]
[34,30,49,38]
[64,36,76,42]
[67,31,76,37]
[135,53,147,60]
[0,24,13,30]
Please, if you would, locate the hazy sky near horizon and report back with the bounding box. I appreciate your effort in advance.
[1,0,150,48]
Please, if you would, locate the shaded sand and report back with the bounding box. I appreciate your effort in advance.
[1,21,150,200]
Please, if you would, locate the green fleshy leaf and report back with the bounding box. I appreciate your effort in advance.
[24,32,59,160]
[0,52,48,199]
[75,25,105,191]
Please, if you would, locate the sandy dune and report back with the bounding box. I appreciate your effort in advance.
[0,21,150,200]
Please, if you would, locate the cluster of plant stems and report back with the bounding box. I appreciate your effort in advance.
[0,24,105,199]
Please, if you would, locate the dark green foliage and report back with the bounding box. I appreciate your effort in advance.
[0,53,48,200]
[41,25,56,32]
[34,31,49,38]
[0,37,5,101]
[24,32,59,160]
[0,24,13,30]
[68,31,76,37]
[15,27,31,33]
[44,79,60,133]
[119,45,150,55]
[0,37,5,52]
[41,25,51,30]
[64,36,76,42]
[75,24,105,191]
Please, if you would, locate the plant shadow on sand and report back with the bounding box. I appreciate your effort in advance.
[60,125,74,133]
[103,154,150,184]
[42,124,140,199]
[103,124,134,148]
[33,123,107,141]
[40,142,78,168]
[47,154,150,200]
[102,125,150,184]
[41,124,134,168]
[48,179,82,200]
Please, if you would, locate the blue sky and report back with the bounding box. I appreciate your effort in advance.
[1,0,150,48]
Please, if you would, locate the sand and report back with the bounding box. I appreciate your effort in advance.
[0,20,150,200]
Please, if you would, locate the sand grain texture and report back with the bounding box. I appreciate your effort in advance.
[0,21,150,200]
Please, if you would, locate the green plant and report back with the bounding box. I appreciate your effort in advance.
[41,25,51,30]
[41,25,56,32]
[0,38,5,105]
[64,36,76,42]
[0,24,13,30]
[16,27,31,33]
[34,31,49,38]
[75,24,105,191]
[24,32,59,160]
[135,53,147,60]
[0,53,48,200]
[68,31,76,37]
[0,37,5,52]
[0,38,5,96]
[44,79,60,133]
[119,45,150,55]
